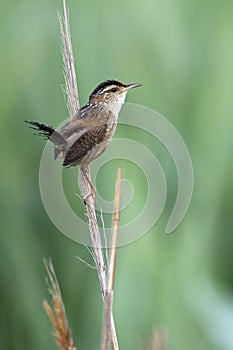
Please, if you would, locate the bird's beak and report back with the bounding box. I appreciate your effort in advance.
[124,83,142,91]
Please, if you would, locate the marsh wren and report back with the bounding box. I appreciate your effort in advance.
[26,79,141,196]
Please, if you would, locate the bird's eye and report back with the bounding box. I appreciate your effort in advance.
[111,88,117,93]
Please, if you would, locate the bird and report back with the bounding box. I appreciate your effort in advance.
[26,79,141,200]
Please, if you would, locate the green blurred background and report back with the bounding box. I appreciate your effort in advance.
[1,0,233,349]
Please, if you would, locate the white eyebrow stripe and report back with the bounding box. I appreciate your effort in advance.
[98,85,117,94]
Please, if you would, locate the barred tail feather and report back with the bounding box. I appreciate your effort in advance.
[25,121,54,138]
[25,121,66,147]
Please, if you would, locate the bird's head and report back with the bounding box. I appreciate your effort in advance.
[89,79,141,114]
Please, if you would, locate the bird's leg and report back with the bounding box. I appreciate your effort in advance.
[81,166,96,204]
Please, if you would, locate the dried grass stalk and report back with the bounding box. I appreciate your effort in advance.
[144,328,168,350]
[78,169,119,350]
[56,1,119,348]
[101,168,122,350]
[58,0,80,117]
[43,259,76,350]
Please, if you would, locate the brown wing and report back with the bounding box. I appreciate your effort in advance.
[60,108,112,138]
[63,124,107,167]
